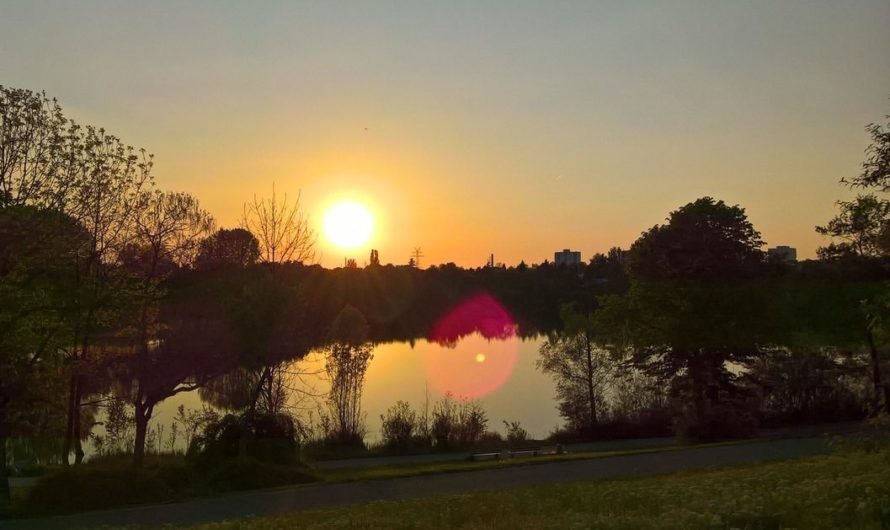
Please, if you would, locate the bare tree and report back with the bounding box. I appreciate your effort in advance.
[242,184,315,265]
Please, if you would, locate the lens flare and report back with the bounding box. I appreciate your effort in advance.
[425,293,518,398]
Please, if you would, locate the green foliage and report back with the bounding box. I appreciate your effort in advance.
[205,457,316,493]
[817,194,890,259]
[537,307,612,432]
[19,450,318,516]
[22,465,179,514]
[90,398,135,456]
[430,394,488,450]
[194,228,261,271]
[503,420,529,445]
[325,306,373,445]
[188,412,299,470]
[627,197,765,280]
[748,349,867,426]
[835,414,890,453]
[669,371,760,441]
[329,304,370,345]
[380,401,419,450]
[843,115,890,192]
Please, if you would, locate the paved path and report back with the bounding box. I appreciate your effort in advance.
[1,436,834,530]
[315,436,674,470]
[314,421,858,471]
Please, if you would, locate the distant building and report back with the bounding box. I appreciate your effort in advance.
[767,245,797,263]
[554,249,582,266]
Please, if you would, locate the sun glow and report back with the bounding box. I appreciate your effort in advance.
[323,200,374,249]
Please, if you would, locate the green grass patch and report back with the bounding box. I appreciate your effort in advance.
[170,450,890,530]
[13,454,318,517]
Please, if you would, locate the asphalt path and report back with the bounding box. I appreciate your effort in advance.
[1,436,835,530]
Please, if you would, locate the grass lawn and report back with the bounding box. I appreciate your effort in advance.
[171,450,890,530]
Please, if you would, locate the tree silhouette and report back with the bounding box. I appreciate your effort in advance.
[242,184,315,265]
[325,305,372,445]
[604,198,769,440]
[195,228,261,271]
[537,307,611,432]
[817,194,890,259]
[122,190,214,466]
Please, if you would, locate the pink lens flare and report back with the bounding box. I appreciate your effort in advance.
[424,293,519,399]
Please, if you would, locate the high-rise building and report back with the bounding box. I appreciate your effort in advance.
[554,249,582,266]
[767,245,797,263]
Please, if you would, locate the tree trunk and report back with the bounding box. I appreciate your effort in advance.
[63,373,78,466]
[688,355,708,431]
[133,401,153,468]
[72,380,84,465]
[0,403,11,512]
[867,330,887,414]
[584,334,597,430]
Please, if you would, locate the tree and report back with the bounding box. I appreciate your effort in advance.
[121,190,215,466]
[242,185,315,265]
[0,86,78,210]
[603,198,769,440]
[537,306,612,433]
[61,123,154,465]
[816,194,890,259]
[817,110,890,413]
[843,114,890,192]
[380,400,417,449]
[0,206,87,506]
[324,305,373,445]
[194,228,260,271]
[627,197,764,280]
[116,281,236,466]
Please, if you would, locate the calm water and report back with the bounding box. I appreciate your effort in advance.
[148,334,559,447]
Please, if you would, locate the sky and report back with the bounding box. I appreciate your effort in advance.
[2,1,889,267]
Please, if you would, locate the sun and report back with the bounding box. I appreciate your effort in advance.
[323,200,374,249]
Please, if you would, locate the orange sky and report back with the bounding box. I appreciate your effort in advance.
[2,1,889,267]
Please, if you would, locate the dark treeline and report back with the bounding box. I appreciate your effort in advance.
[2,85,890,507]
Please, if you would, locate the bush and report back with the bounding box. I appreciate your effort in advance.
[503,420,529,445]
[672,397,759,442]
[834,414,890,453]
[23,465,178,514]
[670,374,759,442]
[430,394,489,450]
[205,457,316,492]
[301,437,371,460]
[189,412,299,470]
[380,401,418,449]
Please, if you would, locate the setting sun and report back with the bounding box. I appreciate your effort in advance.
[323,200,374,249]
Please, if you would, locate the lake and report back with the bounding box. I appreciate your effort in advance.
[148,333,559,448]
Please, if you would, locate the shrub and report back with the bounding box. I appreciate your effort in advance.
[205,457,316,492]
[23,466,175,514]
[188,412,299,470]
[672,396,759,442]
[503,420,529,445]
[430,394,489,449]
[670,374,759,442]
[381,401,419,449]
[834,413,890,453]
[456,401,488,446]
